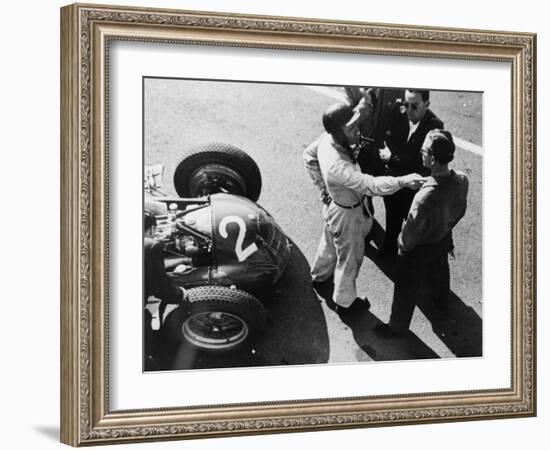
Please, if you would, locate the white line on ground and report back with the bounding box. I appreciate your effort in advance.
[453,137,483,156]
[304,85,483,156]
[307,85,347,101]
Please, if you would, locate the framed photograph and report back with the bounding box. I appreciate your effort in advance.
[60,3,536,446]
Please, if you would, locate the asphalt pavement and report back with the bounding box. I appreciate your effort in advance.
[144,78,483,370]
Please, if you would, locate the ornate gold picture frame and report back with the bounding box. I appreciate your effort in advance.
[60,3,536,446]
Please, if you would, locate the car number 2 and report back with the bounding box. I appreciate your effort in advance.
[218,215,258,262]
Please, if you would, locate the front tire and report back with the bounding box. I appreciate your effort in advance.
[173,142,262,201]
[164,286,266,351]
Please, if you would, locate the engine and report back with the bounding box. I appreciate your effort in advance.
[158,203,213,272]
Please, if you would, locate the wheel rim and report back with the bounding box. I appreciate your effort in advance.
[181,311,249,350]
[188,164,247,197]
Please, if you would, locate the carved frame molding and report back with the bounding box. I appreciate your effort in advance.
[61,3,536,446]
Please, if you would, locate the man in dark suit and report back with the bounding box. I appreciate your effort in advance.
[343,87,406,178]
[378,89,444,256]
[343,88,405,216]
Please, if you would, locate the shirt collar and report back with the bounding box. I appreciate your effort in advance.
[408,120,420,130]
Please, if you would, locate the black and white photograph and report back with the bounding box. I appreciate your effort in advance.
[142,78,483,372]
[1,0,541,446]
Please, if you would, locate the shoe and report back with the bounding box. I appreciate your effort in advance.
[375,323,407,338]
[335,297,371,316]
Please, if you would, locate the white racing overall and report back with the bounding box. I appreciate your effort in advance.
[304,133,403,307]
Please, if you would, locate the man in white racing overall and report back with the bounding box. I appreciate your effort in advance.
[304,103,425,313]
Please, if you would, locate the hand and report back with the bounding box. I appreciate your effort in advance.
[398,173,427,190]
[379,146,391,163]
[320,189,332,206]
[174,264,190,273]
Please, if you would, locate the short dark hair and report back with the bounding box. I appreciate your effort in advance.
[406,89,430,102]
[144,210,157,232]
[322,103,355,135]
[425,129,455,164]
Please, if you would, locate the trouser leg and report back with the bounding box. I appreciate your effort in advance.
[389,255,425,332]
[427,252,450,306]
[311,222,337,282]
[382,196,401,253]
[331,211,371,307]
[366,196,374,216]
[382,189,415,253]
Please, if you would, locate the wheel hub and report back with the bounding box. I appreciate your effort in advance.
[181,311,249,350]
[189,164,247,197]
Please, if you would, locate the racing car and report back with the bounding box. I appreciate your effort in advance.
[145,143,292,354]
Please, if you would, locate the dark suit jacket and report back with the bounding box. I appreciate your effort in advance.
[144,237,183,305]
[385,107,444,176]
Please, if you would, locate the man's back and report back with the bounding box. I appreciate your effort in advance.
[399,170,469,252]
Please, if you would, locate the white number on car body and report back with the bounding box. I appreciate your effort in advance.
[218,215,258,262]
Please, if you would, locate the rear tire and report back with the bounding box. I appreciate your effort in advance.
[173,142,262,201]
[163,286,266,352]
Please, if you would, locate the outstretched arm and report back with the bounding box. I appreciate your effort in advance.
[329,161,425,197]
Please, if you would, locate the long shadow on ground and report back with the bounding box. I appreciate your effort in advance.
[313,280,439,361]
[364,221,482,358]
[161,240,330,371]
